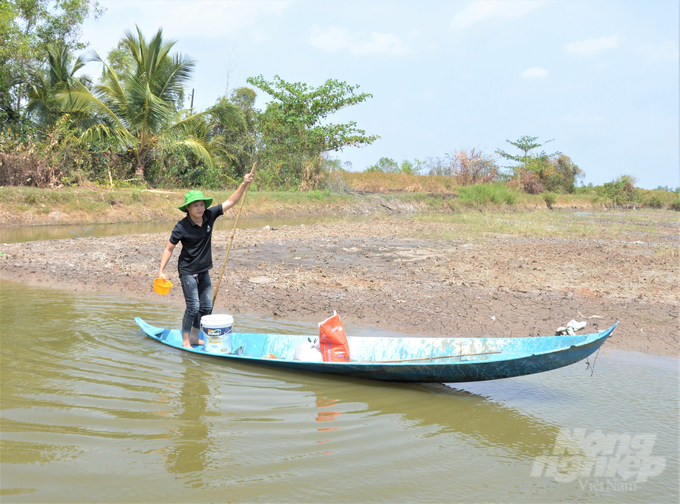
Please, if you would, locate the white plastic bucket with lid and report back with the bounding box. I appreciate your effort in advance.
[200,314,233,354]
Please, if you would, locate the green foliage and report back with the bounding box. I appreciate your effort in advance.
[212,88,255,179]
[0,0,103,127]
[366,157,399,173]
[366,157,425,175]
[654,185,680,194]
[639,189,679,209]
[541,192,557,208]
[599,175,641,207]
[246,74,379,188]
[0,114,134,187]
[496,136,570,193]
[494,134,583,195]
[401,159,426,175]
[457,183,518,206]
[26,42,91,130]
[520,153,584,194]
[496,135,555,164]
[57,26,218,182]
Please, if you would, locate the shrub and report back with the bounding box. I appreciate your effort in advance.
[599,175,640,207]
[426,148,499,185]
[519,171,545,194]
[458,183,518,205]
[365,157,400,173]
[542,192,557,208]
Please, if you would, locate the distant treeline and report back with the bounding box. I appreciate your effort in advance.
[1,2,678,210]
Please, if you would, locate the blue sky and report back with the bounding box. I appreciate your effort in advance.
[81,0,679,189]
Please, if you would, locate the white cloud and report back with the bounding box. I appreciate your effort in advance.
[308,26,411,56]
[449,0,547,31]
[563,35,620,56]
[637,41,679,62]
[520,66,548,79]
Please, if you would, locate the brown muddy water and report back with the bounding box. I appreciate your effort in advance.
[0,215,371,244]
[0,280,678,503]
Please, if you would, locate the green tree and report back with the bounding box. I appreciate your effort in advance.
[496,135,556,179]
[496,135,554,163]
[400,159,426,175]
[59,26,217,182]
[214,87,257,179]
[495,136,586,193]
[600,175,640,206]
[26,43,91,129]
[246,74,379,188]
[366,157,399,173]
[0,0,103,127]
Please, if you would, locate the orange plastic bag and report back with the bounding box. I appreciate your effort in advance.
[319,311,351,362]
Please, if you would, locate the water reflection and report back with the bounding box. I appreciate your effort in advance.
[302,375,557,459]
[165,361,210,485]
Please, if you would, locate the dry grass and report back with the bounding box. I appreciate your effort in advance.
[340,171,457,193]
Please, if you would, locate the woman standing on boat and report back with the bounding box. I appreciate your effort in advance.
[158,174,254,348]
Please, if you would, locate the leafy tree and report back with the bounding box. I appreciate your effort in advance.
[400,159,426,175]
[496,135,556,178]
[496,136,584,193]
[497,136,553,163]
[547,154,583,193]
[59,26,217,181]
[0,0,103,127]
[246,74,379,187]
[26,43,91,129]
[366,157,399,173]
[599,175,640,206]
[214,87,257,180]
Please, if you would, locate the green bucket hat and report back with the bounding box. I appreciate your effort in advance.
[179,190,213,212]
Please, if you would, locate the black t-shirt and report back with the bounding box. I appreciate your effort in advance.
[169,204,223,275]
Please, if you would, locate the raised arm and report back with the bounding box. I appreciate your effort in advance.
[222,172,255,212]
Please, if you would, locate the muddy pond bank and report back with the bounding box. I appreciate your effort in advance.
[1,213,677,357]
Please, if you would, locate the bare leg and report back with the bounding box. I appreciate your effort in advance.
[181,328,203,348]
[190,326,204,345]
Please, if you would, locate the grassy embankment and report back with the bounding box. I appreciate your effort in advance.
[0,172,677,226]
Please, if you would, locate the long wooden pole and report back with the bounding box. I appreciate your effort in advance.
[358,350,502,364]
[212,163,257,306]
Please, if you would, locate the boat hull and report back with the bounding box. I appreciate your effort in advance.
[135,317,616,383]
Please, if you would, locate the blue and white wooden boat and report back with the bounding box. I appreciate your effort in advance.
[135,317,616,383]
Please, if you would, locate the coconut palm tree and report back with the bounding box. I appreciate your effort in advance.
[26,43,91,129]
[58,26,231,181]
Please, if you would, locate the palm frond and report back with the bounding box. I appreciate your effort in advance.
[156,53,195,102]
[170,137,217,167]
[54,86,132,142]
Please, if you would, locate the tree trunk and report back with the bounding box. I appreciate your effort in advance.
[135,164,145,181]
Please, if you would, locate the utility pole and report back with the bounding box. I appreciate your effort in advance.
[189,88,194,109]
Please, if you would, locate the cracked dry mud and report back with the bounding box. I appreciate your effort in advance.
[1,216,677,357]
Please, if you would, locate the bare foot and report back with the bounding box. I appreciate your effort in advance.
[182,340,192,348]
[189,328,203,346]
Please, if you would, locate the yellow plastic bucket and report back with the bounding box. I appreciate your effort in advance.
[153,278,173,295]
